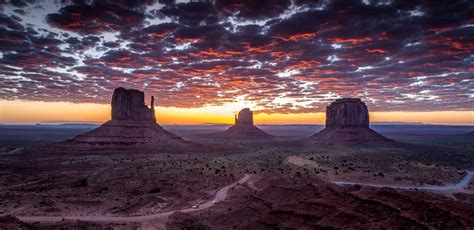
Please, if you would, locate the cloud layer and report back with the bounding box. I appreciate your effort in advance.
[1,0,473,113]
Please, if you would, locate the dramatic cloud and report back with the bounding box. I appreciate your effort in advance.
[1,0,473,113]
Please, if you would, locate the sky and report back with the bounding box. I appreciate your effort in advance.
[0,0,473,125]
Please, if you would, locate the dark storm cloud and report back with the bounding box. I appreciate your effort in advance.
[215,0,291,19]
[160,2,219,26]
[0,14,24,30]
[2,0,37,8]
[46,0,151,34]
[1,0,473,111]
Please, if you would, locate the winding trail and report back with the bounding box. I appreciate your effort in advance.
[287,156,474,194]
[17,174,252,223]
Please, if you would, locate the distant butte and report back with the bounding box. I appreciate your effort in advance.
[68,87,193,150]
[312,98,391,143]
[205,108,273,139]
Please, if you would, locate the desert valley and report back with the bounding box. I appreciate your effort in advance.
[1,0,473,229]
[1,88,473,229]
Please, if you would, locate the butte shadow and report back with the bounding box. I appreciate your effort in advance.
[311,98,392,144]
[202,108,273,139]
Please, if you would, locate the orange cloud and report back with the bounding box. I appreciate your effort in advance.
[366,49,387,54]
[275,32,317,41]
[330,37,372,44]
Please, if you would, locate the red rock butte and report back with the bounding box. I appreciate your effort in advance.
[205,108,273,139]
[312,98,391,143]
[111,87,156,122]
[68,87,192,150]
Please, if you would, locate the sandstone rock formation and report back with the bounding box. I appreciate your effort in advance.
[312,98,390,143]
[205,108,272,139]
[234,108,253,125]
[68,87,192,150]
[111,87,155,122]
[325,98,369,128]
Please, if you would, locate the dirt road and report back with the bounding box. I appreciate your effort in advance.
[333,171,474,194]
[287,156,474,194]
[17,174,252,223]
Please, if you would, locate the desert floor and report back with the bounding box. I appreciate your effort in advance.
[0,124,473,229]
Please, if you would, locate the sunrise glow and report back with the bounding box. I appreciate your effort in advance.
[1,100,472,125]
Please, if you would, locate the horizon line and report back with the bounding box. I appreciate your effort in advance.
[1,121,473,127]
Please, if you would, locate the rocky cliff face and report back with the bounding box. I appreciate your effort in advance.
[111,87,155,122]
[235,108,254,125]
[312,98,390,143]
[326,98,369,128]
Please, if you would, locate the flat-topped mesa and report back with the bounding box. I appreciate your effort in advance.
[326,98,369,128]
[111,87,155,122]
[235,108,254,125]
[312,98,391,143]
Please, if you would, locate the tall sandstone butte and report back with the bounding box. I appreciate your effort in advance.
[69,87,192,150]
[206,108,272,139]
[234,108,253,125]
[312,98,390,143]
[325,98,369,128]
[111,87,156,121]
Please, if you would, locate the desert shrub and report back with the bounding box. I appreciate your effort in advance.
[73,177,88,187]
[148,188,161,193]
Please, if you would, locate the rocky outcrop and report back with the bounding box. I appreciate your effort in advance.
[205,108,272,139]
[312,98,390,143]
[67,87,193,150]
[326,98,369,128]
[111,87,155,122]
[235,108,253,125]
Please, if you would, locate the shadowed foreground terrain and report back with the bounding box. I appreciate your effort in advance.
[0,124,473,229]
[169,175,473,229]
